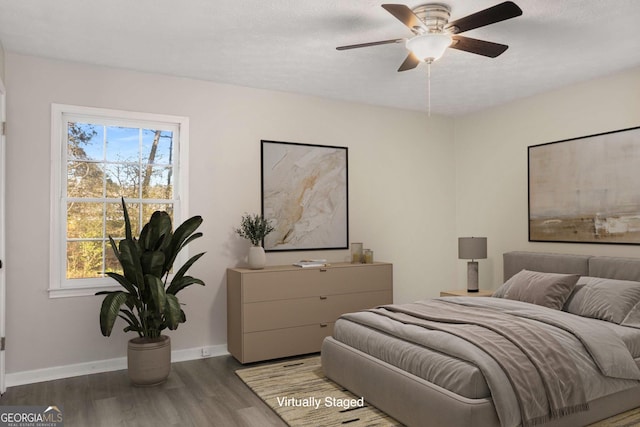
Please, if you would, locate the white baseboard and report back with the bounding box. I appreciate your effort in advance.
[5,344,229,388]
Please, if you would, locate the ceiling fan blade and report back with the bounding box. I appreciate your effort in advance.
[450,35,508,58]
[382,4,426,33]
[397,52,420,72]
[336,38,405,51]
[445,1,523,34]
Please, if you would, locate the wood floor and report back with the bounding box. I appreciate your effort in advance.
[0,355,289,427]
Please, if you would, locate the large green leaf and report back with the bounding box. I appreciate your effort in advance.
[171,252,206,284]
[121,197,133,241]
[99,291,129,337]
[119,308,142,333]
[164,216,203,271]
[167,276,205,296]
[146,275,166,313]
[139,222,151,251]
[164,294,183,330]
[105,272,138,297]
[141,251,165,277]
[119,239,144,291]
[178,232,203,252]
[108,236,120,264]
[140,211,172,252]
[151,211,173,252]
[118,308,144,336]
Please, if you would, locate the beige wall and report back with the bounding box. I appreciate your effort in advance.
[9,50,638,380]
[0,40,5,82]
[454,67,640,290]
[4,53,456,375]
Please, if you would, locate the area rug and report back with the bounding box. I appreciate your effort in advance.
[591,407,640,427]
[236,355,401,426]
[236,355,640,427]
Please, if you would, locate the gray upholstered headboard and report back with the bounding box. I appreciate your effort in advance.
[503,251,640,282]
[503,252,590,281]
[588,256,640,282]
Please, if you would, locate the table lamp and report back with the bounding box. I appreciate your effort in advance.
[458,237,487,292]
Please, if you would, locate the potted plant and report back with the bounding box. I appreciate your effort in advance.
[97,198,205,386]
[235,213,274,269]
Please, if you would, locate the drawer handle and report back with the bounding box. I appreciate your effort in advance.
[320,268,327,272]
[320,323,328,328]
[319,296,327,300]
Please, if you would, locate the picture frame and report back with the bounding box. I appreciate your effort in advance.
[528,125,640,244]
[261,140,349,252]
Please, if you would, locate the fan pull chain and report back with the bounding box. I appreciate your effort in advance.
[427,61,432,117]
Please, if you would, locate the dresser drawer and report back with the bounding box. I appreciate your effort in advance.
[242,323,335,363]
[242,263,392,303]
[243,290,392,332]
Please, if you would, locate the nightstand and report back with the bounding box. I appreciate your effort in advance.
[440,289,493,297]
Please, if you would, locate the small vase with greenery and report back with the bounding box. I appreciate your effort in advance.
[235,213,274,269]
[96,198,206,385]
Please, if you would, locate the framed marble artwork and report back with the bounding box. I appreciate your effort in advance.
[529,125,640,244]
[261,140,349,251]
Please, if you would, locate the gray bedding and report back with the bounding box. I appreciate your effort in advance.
[333,318,492,398]
[334,297,640,427]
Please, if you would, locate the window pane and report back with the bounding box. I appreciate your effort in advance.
[68,122,103,161]
[67,240,104,279]
[67,202,103,239]
[67,161,104,198]
[106,126,140,163]
[105,163,140,199]
[142,129,173,165]
[106,202,140,237]
[141,166,173,199]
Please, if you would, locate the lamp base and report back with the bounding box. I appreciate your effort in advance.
[467,261,479,292]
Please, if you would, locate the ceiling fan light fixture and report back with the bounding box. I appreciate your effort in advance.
[406,33,452,62]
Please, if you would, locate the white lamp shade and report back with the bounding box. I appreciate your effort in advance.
[406,33,452,62]
[458,237,487,260]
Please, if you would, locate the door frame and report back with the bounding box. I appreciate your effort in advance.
[0,75,6,394]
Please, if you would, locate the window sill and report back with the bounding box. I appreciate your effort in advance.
[48,283,122,298]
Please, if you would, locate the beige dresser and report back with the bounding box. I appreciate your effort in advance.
[227,262,393,363]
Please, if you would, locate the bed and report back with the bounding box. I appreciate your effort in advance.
[321,251,640,427]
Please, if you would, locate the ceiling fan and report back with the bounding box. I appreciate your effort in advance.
[336,1,523,71]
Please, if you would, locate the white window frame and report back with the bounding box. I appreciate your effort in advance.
[49,104,189,298]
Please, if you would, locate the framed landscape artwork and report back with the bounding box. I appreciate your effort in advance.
[528,125,640,244]
[261,140,349,251]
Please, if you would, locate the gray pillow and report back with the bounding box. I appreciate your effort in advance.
[499,269,580,310]
[564,276,640,324]
[492,281,509,298]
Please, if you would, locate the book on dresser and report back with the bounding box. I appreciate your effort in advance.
[292,259,327,268]
[226,262,393,363]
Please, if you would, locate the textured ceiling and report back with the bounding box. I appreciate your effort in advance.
[1,0,639,116]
